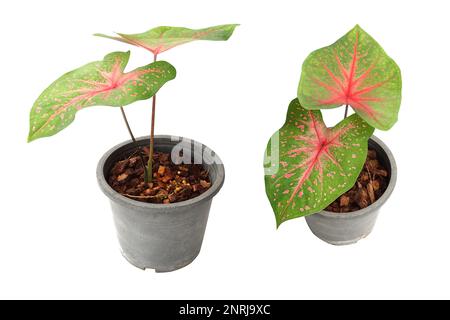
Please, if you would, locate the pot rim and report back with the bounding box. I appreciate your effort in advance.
[316,135,397,219]
[97,135,225,210]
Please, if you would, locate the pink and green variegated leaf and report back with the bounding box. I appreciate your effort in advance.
[264,99,374,227]
[94,24,239,56]
[28,51,176,142]
[298,25,402,130]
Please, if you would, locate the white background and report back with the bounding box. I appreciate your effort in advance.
[0,0,448,299]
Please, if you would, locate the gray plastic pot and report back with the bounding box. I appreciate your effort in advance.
[305,136,396,245]
[97,135,225,272]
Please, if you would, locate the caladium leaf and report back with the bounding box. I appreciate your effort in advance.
[298,25,402,130]
[264,99,374,227]
[28,51,176,142]
[94,24,239,56]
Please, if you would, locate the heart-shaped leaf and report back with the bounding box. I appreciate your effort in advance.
[298,25,401,130]
[28,51,176,142]
[95,24,239,56]
[264,99,374,227]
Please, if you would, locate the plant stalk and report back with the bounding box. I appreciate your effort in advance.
[147,54,158,182]
[147,94,157,182]
[120,106,148,182]
[120,106,136,142]
[344,104,349,119]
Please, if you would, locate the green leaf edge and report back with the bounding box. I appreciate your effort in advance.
[94,24,240,53]
[27,51,176,143]
[264,98,374,228]
[297,24,402,131]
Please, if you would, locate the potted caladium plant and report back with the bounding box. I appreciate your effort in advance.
[28,24,237,272]
[264,25,401,245]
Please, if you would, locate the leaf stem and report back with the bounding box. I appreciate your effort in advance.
[120,106,136,142]
[120,106,148,182]
[147,95,156,182]
[344,104,349,119]
[147,54,158,182]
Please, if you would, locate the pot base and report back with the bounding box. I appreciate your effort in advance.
[305,209,379,246]
[305,218,374,246]
[120,249,201,272]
